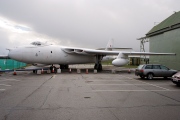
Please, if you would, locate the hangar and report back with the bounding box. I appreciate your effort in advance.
[141,11,180,70]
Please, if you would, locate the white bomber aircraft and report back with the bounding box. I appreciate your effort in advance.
[0,40,176,71]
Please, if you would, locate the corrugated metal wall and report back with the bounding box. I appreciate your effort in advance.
[149,28,180,70]
[0,59,26,70]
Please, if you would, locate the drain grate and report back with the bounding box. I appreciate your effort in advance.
[84,97,91,99]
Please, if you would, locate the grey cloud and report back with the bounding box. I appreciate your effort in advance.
[0,0,179,51]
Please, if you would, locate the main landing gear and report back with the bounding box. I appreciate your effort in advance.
[49,64,68,73]
[94,55,103,71]
[94,63,102,71]
[59,64,69,69]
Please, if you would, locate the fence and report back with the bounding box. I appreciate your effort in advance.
[0,59,26,70]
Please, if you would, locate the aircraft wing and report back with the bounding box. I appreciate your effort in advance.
[83,49,120,55]
[62,47,176,56]
[121,52,176,56]
[96,48,132,50]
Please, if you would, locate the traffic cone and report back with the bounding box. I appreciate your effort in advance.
[52,67,54,73]
[69,68,71,73]
[86,69,88,74]
[41,69,44,74]
[128,68,131,73]
[13,70,17,75]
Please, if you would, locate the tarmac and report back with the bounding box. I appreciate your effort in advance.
[0,65,180,120]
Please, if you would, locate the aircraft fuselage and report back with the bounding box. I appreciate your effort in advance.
[8,45,95,64]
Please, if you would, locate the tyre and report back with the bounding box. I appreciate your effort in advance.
[176,83,180,86]
[99,64,102,71]
[65,65,69,69]
[94,64,97,69]
[147,73,153,80]
[140,75,145,79]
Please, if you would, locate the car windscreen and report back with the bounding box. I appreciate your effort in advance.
[174,72,180,76]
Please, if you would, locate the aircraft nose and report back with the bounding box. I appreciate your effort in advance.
[8,48,22,61]
[8,50,15,58]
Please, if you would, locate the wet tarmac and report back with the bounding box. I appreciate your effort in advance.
[0,69,180,120]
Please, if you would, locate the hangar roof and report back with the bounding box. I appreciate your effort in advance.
[146,11,180,37]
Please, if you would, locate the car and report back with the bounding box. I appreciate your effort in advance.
[135,64,177,80]
[171,72,180,86]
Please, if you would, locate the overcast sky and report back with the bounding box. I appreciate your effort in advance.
[0,0,179,55]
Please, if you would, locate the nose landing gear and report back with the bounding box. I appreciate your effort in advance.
[50,65,57,73]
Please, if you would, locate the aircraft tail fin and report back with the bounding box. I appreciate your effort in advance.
[105,39,114,51]
[96,39,132,51]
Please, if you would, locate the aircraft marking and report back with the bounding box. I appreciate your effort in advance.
[0,89,5,91]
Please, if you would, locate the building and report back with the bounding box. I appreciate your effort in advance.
[0,59,26,70]
[145,11,180,70]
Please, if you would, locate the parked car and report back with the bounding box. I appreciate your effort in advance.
[135,64,177,80]
[171,72,180,86]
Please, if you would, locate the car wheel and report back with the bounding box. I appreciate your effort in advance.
[140,75,145,79]
[147,73,153,80]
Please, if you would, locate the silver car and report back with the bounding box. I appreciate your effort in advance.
[135,64,177,79]
[172,72,180,86]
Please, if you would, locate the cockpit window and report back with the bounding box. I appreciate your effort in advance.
[31,41,42,46]
[30,41,52,46]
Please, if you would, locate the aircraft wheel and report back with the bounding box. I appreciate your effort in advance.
[60,65,63,69]
[54,66,57,73]
[50,66,53,73]
[33,70,37,73]
[94,64,97,69]
[60,64,69,69]
[99,64,102,71]
[94,64,102,71]
[65,64,69,69]
[95,64,102,71]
